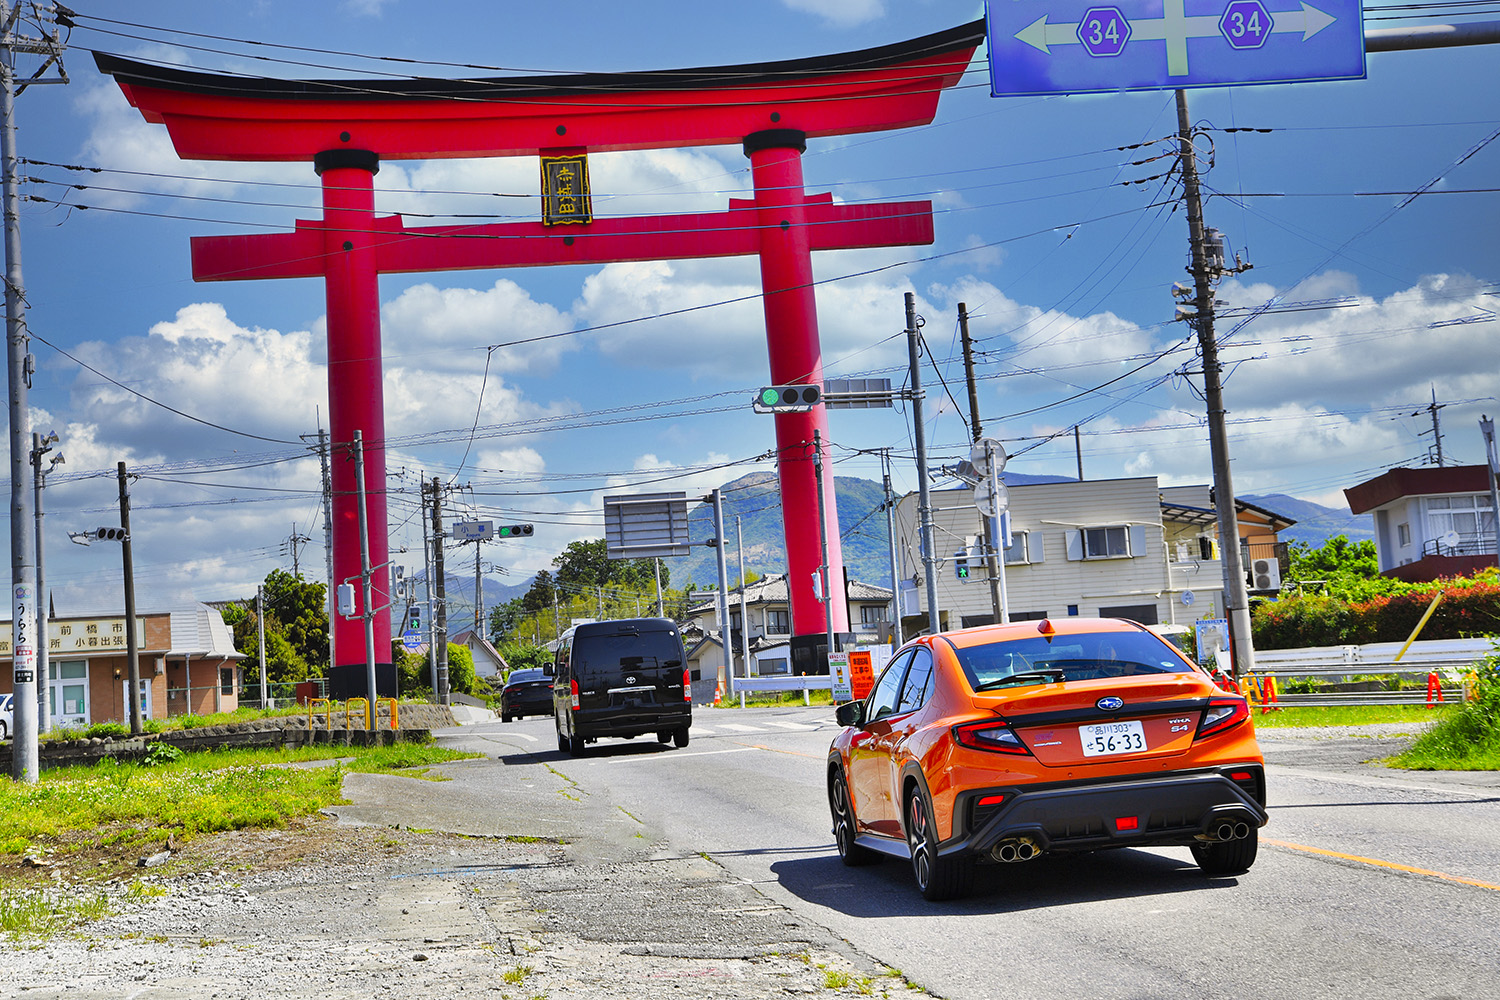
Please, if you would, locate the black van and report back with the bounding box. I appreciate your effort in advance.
[553,617,691,755]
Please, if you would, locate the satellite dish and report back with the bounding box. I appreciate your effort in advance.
[1441,530,1460,550]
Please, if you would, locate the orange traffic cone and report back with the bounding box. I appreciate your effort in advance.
[712,684,723,707]
[1260,675,1280,713]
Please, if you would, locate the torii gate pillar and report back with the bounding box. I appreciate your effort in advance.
[315,149,392,666]
[746,129,848,635]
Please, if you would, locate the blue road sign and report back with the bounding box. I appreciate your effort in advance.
[401,629,423,651]
[986,0,1366,96]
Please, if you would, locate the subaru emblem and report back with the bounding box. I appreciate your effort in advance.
[1097,696,1124,711]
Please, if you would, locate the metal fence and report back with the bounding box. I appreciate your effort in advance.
[1249,637,1494,706]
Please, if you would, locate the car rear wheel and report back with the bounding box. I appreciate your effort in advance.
[829,770,880,867]
[1191,829,1258,875]
[502,713,512,723]
[906,788,969,901]
[672,727,689,749]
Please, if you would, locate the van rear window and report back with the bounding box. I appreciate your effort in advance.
[575,632,683,674]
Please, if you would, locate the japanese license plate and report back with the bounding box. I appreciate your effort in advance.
[1079,720,1147,757]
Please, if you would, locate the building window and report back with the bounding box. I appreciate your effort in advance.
[220,668,235,695]
[860,605,888,624]
[1065,525,1144,561]
[729,609,742,633]
[766,609,790,634]
[1397,522,1411,546]
[1004,530,1036,564]
[1426,494,1494,546]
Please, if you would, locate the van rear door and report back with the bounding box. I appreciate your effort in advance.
[574,624,685,722]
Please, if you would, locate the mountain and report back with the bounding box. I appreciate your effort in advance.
[1241,492,1372,547]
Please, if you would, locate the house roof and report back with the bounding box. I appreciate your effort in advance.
[1344,465,1494,515]
[1159,486,1297,532]
[167,603,244,659]
[450,629,509,670]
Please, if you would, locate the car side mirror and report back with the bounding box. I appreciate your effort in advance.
[835,700,865,728]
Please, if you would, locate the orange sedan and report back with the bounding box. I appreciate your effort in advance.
[827,617,1266,900]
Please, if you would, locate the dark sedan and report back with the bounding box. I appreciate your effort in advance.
[501,668,553,722]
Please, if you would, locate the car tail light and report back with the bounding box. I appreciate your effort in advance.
[953,719,1031,755]
[683,668,692,702]
[968,792,1008,832]
[1115,815,1139,831]
[569,678,580,711]
[1196,697,1249,740]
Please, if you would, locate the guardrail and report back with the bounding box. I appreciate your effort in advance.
[1247,637,1493,707]
[728,673,831,708]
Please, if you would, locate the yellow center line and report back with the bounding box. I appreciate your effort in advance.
[1265,838,1500,892]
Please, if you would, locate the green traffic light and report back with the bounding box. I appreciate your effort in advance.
[759,387,780,406]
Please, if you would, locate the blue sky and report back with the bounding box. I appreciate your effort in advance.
[8,0,1498,610]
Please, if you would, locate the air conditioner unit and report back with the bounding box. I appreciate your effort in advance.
[1249,558,1281,591]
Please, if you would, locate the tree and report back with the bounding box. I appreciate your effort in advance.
[447,642,478,696]
[1284,535,1404,602]
[262,569,329,673]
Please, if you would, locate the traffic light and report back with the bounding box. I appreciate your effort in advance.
[495,524,533,538]
[407,607,422,631]
[752,384,821,413]
[954,549,970,580]
[96,526,128,542]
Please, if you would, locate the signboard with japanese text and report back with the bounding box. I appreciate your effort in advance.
[0,617,145,659]
[541,153,593,225]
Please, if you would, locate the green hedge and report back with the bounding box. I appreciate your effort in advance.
[1253,570,1500,648]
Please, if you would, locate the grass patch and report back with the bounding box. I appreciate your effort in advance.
[1249,705,1453,728]
[0,889,110,937]
[501,964,534,985]
[0,742,478,898]
[1389,648,1500,770]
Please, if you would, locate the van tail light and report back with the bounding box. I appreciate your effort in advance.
[683,668,692,702]
[569,678,580,711]
[953,720,1032,755]
[1196,697,1249,740]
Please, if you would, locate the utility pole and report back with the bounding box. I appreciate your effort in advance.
[420,476,439,695]
[1419,386,1446,466]
[117,462,143,736]
[709,488,732,697]
[958,302,1004,625]
[6,2,69,783]
[906,292,941,634]
[473,540,485,635]
[735,515,751,679]
[1176,88,1254,680]
[352,432,378,705]
[880,448,901,631]
[429,477,450,704]
[814,429,835,670]
[313,428,335,675]
[1480,416,1500,570]
[256,584,269,710]
[31,430,59,735]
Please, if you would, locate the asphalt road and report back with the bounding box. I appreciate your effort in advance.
[443,706,1500,1000]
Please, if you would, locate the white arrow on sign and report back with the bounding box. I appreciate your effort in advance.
[1271,2,1337,39]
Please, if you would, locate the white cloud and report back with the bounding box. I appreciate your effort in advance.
[380,279,574,375]
[781,0,886,26]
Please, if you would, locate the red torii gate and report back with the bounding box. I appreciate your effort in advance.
[96,21,983,690]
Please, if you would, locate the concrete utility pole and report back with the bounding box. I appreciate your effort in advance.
[709,488,732,696]
[31,430,60,735]
[813,429,835,669]
[6,1,70,782]
[256,584,269,710]
[735,516,751,680]
[958,302,1004,624]
[420,475,439,695]
[429,477,450,704]
[117,462,143,736]
[352,432,378,704]
[880,449,901,629]
[1481,416,1500,571]
[1175,89,1254,680]
[905,292,941,634]
[311,428,335,675]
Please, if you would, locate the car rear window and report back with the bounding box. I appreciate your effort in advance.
[950,630,1197,691]
[507,669,546,684]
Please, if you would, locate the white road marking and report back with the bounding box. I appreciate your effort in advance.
[716,723,765,733]
[764,720,817,731]
[587,746,759,765]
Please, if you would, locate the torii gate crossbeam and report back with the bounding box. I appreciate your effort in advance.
[96,21,983,690]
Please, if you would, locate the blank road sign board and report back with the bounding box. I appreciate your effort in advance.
[986,0,1366,96]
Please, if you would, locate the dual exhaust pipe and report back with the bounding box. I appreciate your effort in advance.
[991,837,1041,863]
[1204,819,1253,842]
